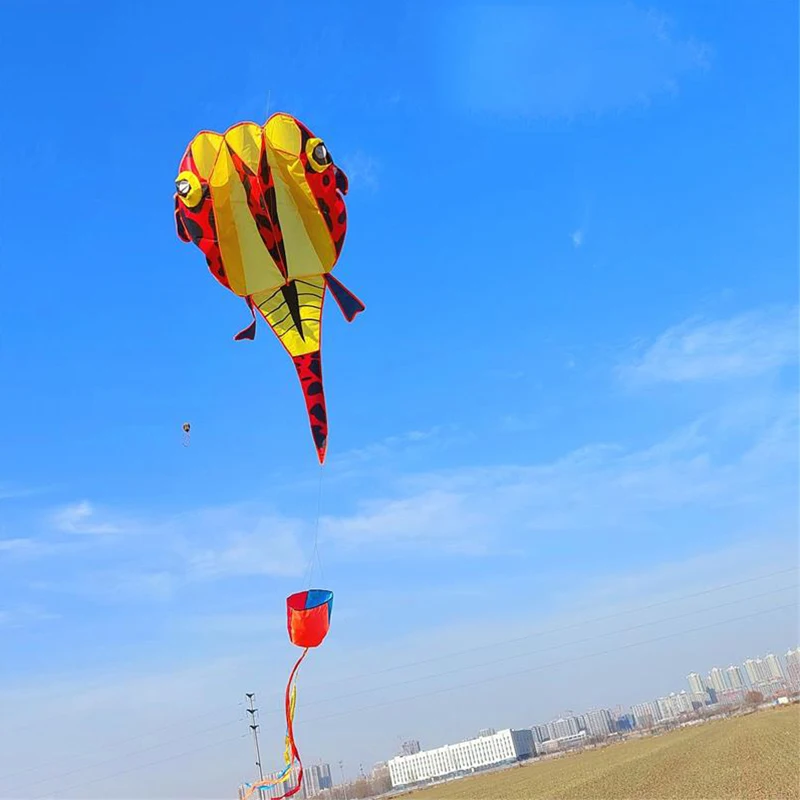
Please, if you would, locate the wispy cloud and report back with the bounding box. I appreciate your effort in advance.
[437,2,712,119]
[0,536,63,560]
[330,426,454,473]
[51,500,122,535]
[620,306,798,384]
[0,604,59,628]
[340,151,380,192]
[571,229,584,248]
[183,518,306,581]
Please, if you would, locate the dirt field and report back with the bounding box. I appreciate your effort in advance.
[405,705,800,800]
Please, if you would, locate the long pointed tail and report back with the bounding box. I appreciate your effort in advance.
[291,350,328,464]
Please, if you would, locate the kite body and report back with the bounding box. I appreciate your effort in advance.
[174,114,364,463]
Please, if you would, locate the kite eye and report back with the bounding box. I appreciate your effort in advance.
[306,137,332,172]
[174,170,203,208]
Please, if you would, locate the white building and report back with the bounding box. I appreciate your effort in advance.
[631,701,661,729]
[786,647,800,689]
[303,763,332,797]
[388,728,534,788]
[744,658,769,687]
[687,672,706,695]
[656,697,676,720]
[538,730,587,753]
[531,724,550,744]
[583,709,614,737]
[726,665,746,690]
[764,653,786,682]
[547,716,581,740]
[707,667,729,695]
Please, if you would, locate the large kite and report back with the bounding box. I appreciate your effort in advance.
[174,114,352,799]
[173,112,365,463]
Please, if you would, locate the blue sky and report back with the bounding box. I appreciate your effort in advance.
[0,0,797,797]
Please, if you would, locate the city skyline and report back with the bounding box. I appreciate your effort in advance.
[379,640,798,794]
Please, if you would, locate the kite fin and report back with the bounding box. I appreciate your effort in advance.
[324,274,365,323]
[291,350,328,464]
[234,297,257,341]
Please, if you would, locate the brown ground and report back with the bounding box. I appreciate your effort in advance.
[404,705,800,800]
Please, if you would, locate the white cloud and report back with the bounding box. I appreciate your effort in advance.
[318,391,797,554]
[620,306,798,384]
[322,488,493,554]
[185,521,306,581]
[51,500,122,535]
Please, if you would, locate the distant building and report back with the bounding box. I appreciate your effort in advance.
[707,667,729,695]
[630,701,661,729]
[401,740,421,756]
[687,672,707,696]
[656,697,675,720]
[478,728,497,737]
[583,709,614,738]
[744,658,770,687]
[614,714,634,732]
[786,647,800,689]
[547,716,581,740]
[388,729,534,788]
[764,653,786,682]
[303,763,332,796]
[531,725,550,744]
[725,665,746,690]
[370,762,391,795]
[538,730,587,754]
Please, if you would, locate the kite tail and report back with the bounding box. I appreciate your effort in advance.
[291,351,328,465]
[280,647,309,798]
[240,648,309,800]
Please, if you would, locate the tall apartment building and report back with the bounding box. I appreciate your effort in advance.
[583,709,614,737]
[707,667,729,695]
[764,653,786,682]
[687,672,706,695]
[531,724,550,744]
[786,647,800,689]
[401,740,421,756]
[744,658,770,687]
[725,665,746,690]
[630,701,661,729]
[547,716,581,741]
[303,764,333,797]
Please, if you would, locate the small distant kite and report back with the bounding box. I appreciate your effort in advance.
[240,590,334,800]
[173,113,365,463]
[181,422,191,447]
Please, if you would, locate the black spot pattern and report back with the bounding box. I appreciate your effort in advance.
[309,403,327,423]
[183,216,205,245]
